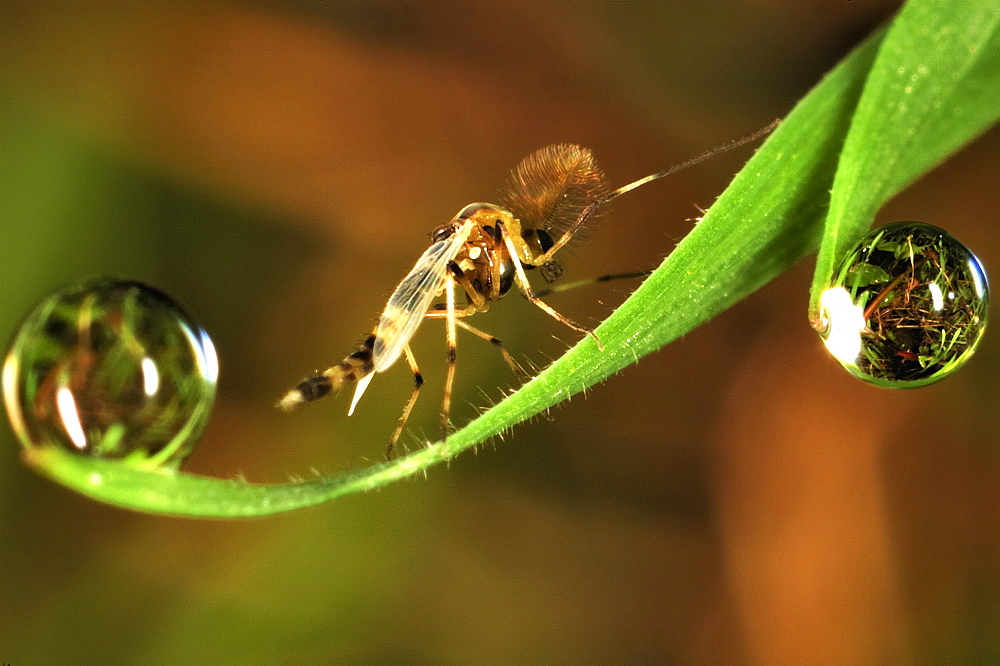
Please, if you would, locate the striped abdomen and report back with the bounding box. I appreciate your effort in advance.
[276,334,376,412]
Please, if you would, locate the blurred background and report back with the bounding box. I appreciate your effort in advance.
[1,1,997,662]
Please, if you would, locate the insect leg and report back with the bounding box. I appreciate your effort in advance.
[455,319,530,382]
[499,223,603,349]
[386,344,423,459]
[440,276,458,444]
[530,198,604,266]
[531,270,652,298]
[427,303,479,316]
[529,120,780,267]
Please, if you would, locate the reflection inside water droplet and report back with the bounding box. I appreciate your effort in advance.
[818,221,989,388]
[2,278,218,467]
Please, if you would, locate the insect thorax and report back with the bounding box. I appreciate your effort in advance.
[450,203,517,306]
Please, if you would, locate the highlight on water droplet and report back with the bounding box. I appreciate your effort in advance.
[815,221,989,388]
[2,277,218,468]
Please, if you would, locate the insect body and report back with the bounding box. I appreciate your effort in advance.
[279,124,777,457]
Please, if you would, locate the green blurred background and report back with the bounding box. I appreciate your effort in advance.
[1,1,997,662]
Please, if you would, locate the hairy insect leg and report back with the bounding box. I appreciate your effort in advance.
[499,223,603,349]
[455,319,530,382]
[441,277,459,445]
[386,344,423,460]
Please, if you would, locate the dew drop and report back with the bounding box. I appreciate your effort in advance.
[818,221,989,387]
[2,278,218,467]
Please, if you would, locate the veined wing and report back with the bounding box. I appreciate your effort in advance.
[371,220,474,373]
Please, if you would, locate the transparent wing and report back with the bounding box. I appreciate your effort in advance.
[371,221,473,372]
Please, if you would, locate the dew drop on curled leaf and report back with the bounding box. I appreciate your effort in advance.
[817,221,989,388]
[2,278,218,468]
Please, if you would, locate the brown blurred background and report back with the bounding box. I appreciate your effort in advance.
[1,1,997,662]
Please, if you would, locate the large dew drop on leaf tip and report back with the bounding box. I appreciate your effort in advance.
[2,277,218,468]
[818,221,989,388]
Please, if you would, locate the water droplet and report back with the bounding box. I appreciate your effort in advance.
[817,222,988,387]
[2,278,218,467]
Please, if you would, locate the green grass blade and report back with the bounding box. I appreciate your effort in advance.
[809,0,1000,315]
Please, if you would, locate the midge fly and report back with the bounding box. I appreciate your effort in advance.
[278,121,777,457]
